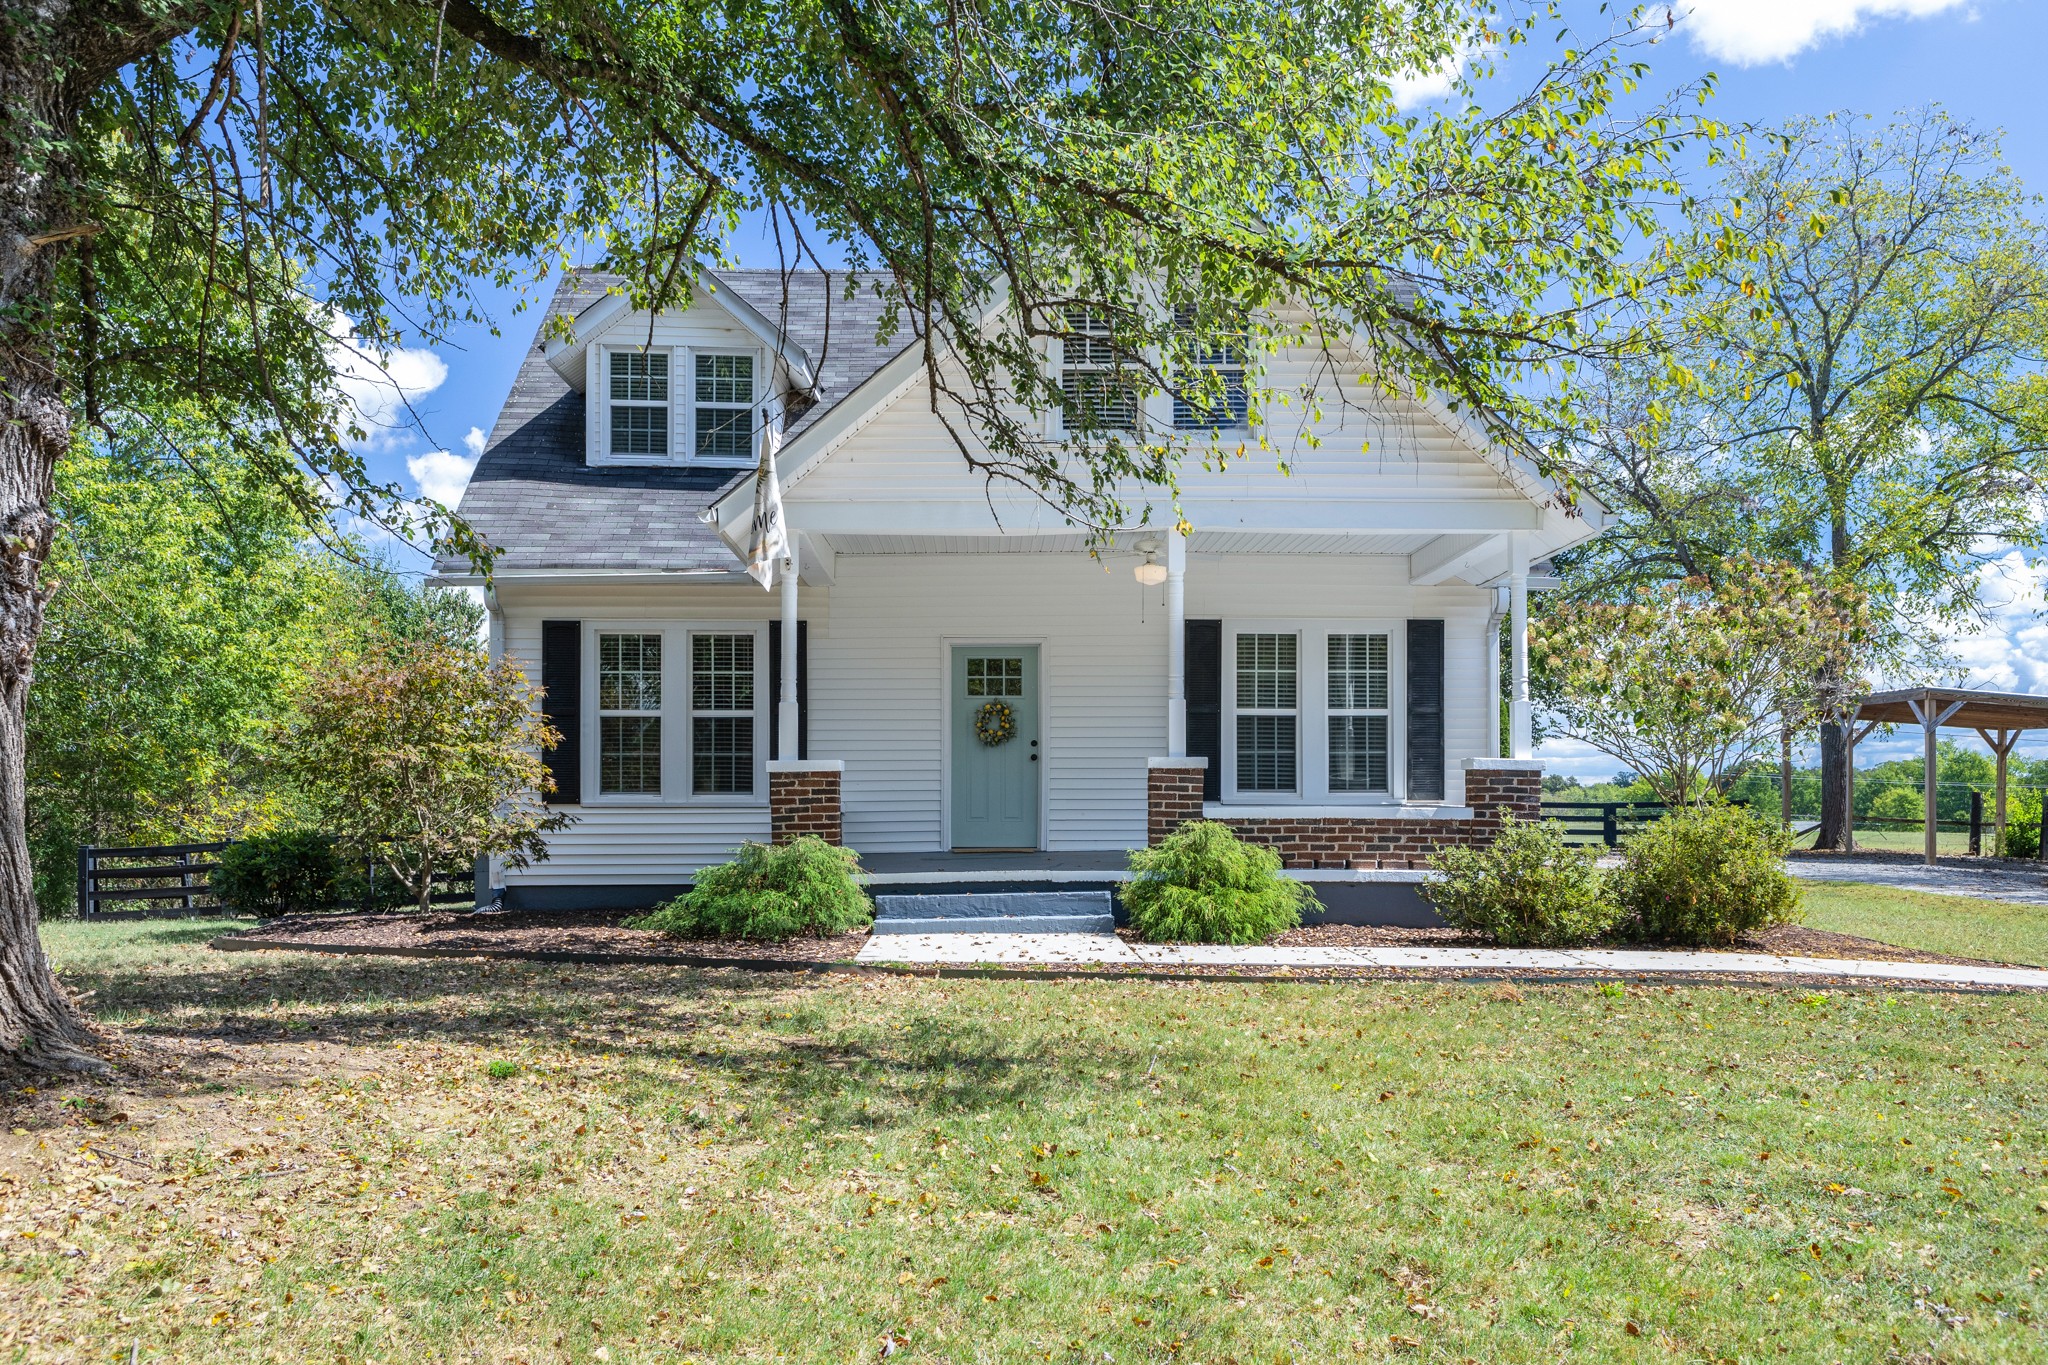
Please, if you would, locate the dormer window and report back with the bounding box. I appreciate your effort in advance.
[608,352,670,456]
[694,354,756,461]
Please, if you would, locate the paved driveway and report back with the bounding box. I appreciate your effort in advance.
[1787,854,2048,906]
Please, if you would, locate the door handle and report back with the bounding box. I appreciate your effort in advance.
[1029,754,1038,762]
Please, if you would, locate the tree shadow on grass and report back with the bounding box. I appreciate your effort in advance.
[28,949,1164,1139]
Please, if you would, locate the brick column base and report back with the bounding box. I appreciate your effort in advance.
[768,761,844,845]
[1147,758,1209,845]
[1460,758,1543,840]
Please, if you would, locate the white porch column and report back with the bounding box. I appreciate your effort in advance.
[1165,529,1187,758]
[1486,586,1506,760]
[1508,534,1532,761]
[778,547,800,761]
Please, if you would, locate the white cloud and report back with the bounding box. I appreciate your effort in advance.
[463,425,488,458]
[1386,51,1466,109]
[1671,0,1970,65]
[406,448,478,507]
[327,315,450,450]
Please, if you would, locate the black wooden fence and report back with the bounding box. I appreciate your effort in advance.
[1538,800,1674,847]
[76,841,476,918]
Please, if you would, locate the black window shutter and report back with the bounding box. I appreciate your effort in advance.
[1185,619,1223,802]
[767,621,809,761]
[1406,619,1446,802]
[540,620,582,805]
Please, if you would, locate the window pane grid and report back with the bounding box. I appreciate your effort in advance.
[1061,307,1138,433]
[598,717,661,795]
[1237,715,1297,792]
[1235,634,1297,709]
[1329,715,1389,793]
[1172,306,1249,431]
[691,633,755,795]
[610,404,668,456]
[695,407,753,460]
[965,656,1024,697]
[1328,633,1389,710]
[598,633,662,712]
[695,354,754,404]
[691,634,754,712]
[609,352,669,402]
[692,718,753,796]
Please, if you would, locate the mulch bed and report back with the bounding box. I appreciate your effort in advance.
[218,909,2022,980]
[224,910,868,963]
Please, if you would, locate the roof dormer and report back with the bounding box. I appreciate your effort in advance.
[543,270,816,469]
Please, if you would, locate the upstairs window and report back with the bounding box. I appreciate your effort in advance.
[1235,633,1298,793]
[1172,307,1248,430]
[1059,307,1139,433]
[1327,633,1390,792]
[609,352,670,456]
[694,354,756,461]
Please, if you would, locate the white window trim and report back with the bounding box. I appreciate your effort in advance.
[581,621,768,807]
[1052,308,1142,439]
[591,345,676,467]
[1219,619,1407,806]
[685,346,767,469]
[587,343,769,469]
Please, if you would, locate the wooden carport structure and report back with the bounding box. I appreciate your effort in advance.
[1848,688,2048,865]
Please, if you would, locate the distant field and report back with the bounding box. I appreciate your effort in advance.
[1799,880,2048,968]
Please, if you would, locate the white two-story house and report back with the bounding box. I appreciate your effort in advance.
[438,268,1603,919]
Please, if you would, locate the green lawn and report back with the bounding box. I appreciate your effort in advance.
[5,918,2048,1363]
[1802,880,2048,967]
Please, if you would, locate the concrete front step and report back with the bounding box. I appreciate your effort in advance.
[871,890,1115,935]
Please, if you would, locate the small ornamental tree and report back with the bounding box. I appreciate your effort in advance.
[284,644,570,913]
[1532,560,1868,807]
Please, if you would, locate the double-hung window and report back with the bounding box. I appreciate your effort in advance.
[1235,633,1299,793]
[691,633,756,795]
[1059,307,1138,433]
[609,352,670,457]
[1327,633,1391,792]
[1172,307,1248,431]
[694,354,756,461]
[597,633,663,795]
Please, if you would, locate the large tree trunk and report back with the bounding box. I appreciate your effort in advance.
[1815,719,1853,851]
[0,37,101,1071]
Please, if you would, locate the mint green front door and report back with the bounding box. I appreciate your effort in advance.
[951,646,1040,850]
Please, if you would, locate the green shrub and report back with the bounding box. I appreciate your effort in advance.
[629,837,871,941]
[212,831,341,918]
[2000,790,2043,858]
[1424,812,1622,947]
[1611,803,1799,946]
[1122,821,1315,944]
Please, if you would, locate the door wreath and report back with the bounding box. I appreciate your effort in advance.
[973,700,1017,747]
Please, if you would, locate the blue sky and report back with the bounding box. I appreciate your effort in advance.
[348,0,2045,780]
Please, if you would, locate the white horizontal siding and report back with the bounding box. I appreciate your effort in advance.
[788,344,1524,515]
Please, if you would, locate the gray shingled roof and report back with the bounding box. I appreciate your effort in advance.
[439,267,906,574]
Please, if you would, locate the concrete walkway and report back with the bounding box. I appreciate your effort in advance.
[1788,855,2048,906]
[852,931,2048,989]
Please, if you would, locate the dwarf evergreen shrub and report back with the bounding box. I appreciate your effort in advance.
[1122,821,1314,944]
[629,837,871,941]
[1424,812,1622,947]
